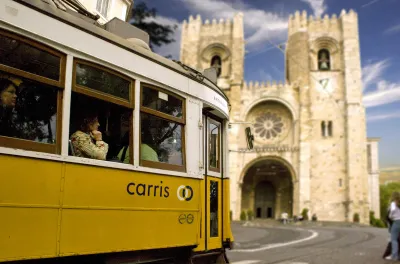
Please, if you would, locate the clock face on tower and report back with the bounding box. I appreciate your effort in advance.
[317,78,334,93]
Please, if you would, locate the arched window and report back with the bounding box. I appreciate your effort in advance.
[321,121,326,137]
[327,121,333,137]
[318,49,331,71]
[211,55,222,77]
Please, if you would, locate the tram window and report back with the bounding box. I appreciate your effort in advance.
[75,62,131,102]
[140,84,185,172]
[141,86,183,118]
[70,59,134,163]
[210,180,219,237]
[208,119,220,172]
[0,30,65,154]
[0,32,61,81]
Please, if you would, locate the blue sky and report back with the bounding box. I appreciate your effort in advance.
[136,0,400,169]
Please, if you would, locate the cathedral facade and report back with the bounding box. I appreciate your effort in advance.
[179,9,380,224]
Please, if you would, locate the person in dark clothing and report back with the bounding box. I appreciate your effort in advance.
[0,78,18,137]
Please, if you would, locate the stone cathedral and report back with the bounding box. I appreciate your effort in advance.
[179,9,380,224]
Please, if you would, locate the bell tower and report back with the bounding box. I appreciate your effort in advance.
[285,10,370,224]
[180,13,245,96]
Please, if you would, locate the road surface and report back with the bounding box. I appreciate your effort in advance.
[226,222,391,264]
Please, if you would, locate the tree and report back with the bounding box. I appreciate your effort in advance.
[128,2,177,55]
[380,182,400,221]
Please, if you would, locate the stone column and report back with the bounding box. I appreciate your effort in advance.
[298,142,311,215]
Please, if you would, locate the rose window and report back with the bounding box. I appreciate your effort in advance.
[254,112,284,139]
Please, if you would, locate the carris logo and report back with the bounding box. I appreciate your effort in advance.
[177,185,193,201]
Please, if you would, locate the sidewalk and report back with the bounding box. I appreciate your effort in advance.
[234,218,371,229]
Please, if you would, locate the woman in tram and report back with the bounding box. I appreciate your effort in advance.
[70,110,109,161]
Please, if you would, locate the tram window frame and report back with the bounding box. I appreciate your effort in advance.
[71,58,135,164]
[139,83,186,172]
[0,29,66,154]
[72,59,134,108]
[208,118,221,173]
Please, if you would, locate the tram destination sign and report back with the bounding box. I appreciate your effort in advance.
[236,144,299,153]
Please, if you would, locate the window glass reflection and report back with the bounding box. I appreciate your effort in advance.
[0,34,61,80]
[75,63,131,101]
[209,121,219,169]
[142,86,183,118]
[210,180,219,237]
[0,71,58,144]
[141,112,183,165]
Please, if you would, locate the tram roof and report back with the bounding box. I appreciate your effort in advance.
[12,0,230,104]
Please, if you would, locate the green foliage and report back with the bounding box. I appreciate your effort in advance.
[369,210,385,227]
[353,213,360,223]
[301,208,309,220]
[129,2,178,56]
[369,210,375,225]
[247,210,254,220]
[380,182,400,221]
[240,211,246,221]
[373,218,386,228]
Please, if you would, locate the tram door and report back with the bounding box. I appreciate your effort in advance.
[204,115,223,250]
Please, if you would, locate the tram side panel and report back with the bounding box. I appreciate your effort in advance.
[223,178,233,246]
[60,163,200,255]
[0,155,201,262]
[0,155,61,261]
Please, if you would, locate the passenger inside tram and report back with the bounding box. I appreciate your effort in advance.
[0,71,59,144]
[116,120,160,164]
[140,121,159,162]
[117,131,130,163]
[70,110,109,161]
[69,93,132,162]
[0,77,18,137]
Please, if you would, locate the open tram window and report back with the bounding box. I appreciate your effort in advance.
[69,59,134,163]
[208,119,221,172]
[140,84,185,172]
[0,29,65,154]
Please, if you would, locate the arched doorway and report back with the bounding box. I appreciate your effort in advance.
[255,181,275,218]
[241,158,293,219]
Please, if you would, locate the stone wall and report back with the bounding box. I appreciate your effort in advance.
[368,139,381,218]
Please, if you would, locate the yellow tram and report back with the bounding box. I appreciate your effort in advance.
[0,0,233,263]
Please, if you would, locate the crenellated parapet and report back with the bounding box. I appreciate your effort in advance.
[180,12,244,80]
[182,13,244,38]
[288,9,358,36]
[201,18,233,36]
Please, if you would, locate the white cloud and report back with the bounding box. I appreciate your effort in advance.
[147,0,329,60]
[367,111,400,122]
[361,58,400,108]
[363,83,400,108]
[384,24,400,35]
[362,59,389,91]
[258,69,273,81]
[301,0,327,17]
[361,0,381,8]
[181,0,289,49]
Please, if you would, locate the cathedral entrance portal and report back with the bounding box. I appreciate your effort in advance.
[241,158,293,219]
[255,181,275,218]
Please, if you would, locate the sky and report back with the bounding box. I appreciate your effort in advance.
[134,0,400,169]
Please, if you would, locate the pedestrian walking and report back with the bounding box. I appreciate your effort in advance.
[384,191,400,261]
